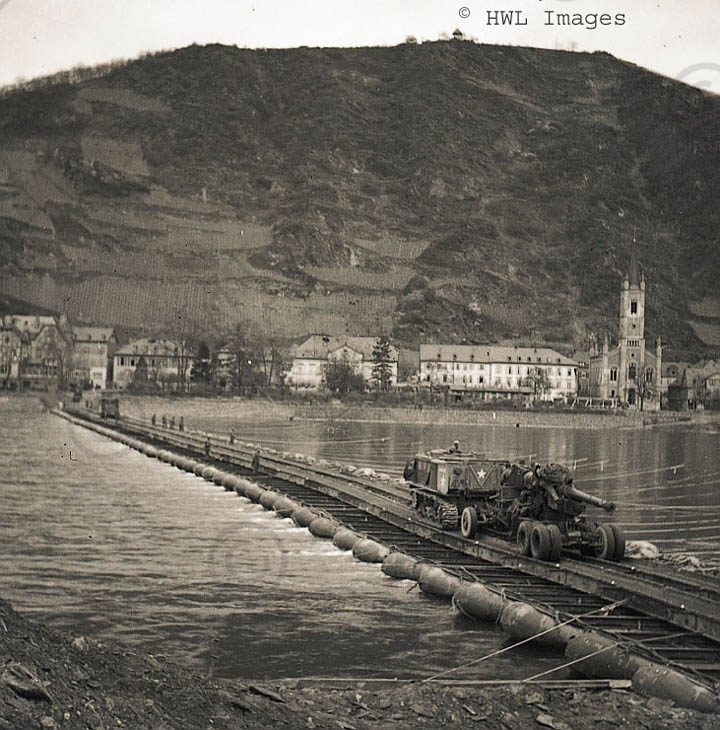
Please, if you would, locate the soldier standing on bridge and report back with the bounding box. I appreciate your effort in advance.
[179,416,184,432]
[204,437,211,458]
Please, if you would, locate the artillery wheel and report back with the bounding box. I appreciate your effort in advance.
[530,523,552,561]
[595,524,616,560]
[461,507,479,538]
[437,501,459,531]
[546,524,562,561]
[609,524,626,562]
[517,521,532,556]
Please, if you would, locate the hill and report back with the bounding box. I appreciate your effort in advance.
[0,41,719,354]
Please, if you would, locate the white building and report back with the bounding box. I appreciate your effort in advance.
[112,338,193,390]
[419,344,578,401]
[287,335,399,389]
[71,326,117,389]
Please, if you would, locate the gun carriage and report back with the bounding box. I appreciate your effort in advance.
[403,448,624,562]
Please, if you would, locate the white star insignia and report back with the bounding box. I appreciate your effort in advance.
[478,469,486,479]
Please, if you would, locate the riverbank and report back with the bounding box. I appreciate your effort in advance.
[1,595,717,730]
[109,395,714,431]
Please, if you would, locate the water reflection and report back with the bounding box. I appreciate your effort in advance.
[207,416,720,556]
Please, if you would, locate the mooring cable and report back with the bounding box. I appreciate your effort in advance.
[522,628,699,684]
[417,599,627,684]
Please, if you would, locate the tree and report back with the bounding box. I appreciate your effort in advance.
[523,367,551,400]
[44,315,73,390]
[191,341,212,384]
[130,355,151,393]
[323,354,365,395]
[635,369,656,411]
[211,348,235,390]
[371,336,394,392]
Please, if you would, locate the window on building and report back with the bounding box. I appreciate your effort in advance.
[629,363,637,381]
[610,367,618,382]
[631,300,637,314]
[645,368,654,383]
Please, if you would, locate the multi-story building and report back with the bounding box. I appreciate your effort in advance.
[2,314,73,390]
[419,344,578,401]
[112,338,193,390]
[571,350,591,395]
[589,265,662,409]
[71,326,118,390]
[0,322,24,387]
[286,335,399,389]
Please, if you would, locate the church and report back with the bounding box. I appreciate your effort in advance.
[588,265,662,409]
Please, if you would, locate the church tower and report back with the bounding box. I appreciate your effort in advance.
[617,260,646,405]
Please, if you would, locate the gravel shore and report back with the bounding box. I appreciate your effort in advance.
[2,596,718,730]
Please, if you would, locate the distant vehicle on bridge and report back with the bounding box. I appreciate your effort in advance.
[100,395,120,420]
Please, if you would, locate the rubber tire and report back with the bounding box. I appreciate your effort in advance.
[610,524,626,562]
[517,521,532,556]
[596,523,616,560]
[530,523,552,561]
[461,507,479,538]
[546,524,563,561]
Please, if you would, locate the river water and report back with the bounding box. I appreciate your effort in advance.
[2,396,719,682]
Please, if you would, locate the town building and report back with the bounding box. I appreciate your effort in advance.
[1,314,72,390]
[112,338,193,390]
[685,359,720,407]
[419,344,578,401]
[0,322,23,387]
[571,349,591,395]
[70,326,118,390]
[286,335,399,389]
[588,266,662,409]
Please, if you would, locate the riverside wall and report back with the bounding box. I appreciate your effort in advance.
[293,404,690,430]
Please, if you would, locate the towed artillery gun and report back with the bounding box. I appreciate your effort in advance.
[403,448,624,562]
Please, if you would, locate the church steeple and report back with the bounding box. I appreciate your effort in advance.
[618,256,647,405]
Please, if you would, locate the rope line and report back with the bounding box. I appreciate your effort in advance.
[417,600,627,684]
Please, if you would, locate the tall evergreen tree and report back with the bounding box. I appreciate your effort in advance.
[371,336,394,392]
[191,341,212,384]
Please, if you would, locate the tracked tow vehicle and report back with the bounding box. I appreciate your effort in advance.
[403,448,624,562]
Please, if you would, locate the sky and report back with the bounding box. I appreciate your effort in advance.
[0,0,718,91]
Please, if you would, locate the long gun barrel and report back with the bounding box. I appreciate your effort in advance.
[563,484,615,512]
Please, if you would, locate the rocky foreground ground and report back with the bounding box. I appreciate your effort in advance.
[1,597,718,730]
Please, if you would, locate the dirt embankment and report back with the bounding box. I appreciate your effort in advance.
[1,596,718,730]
